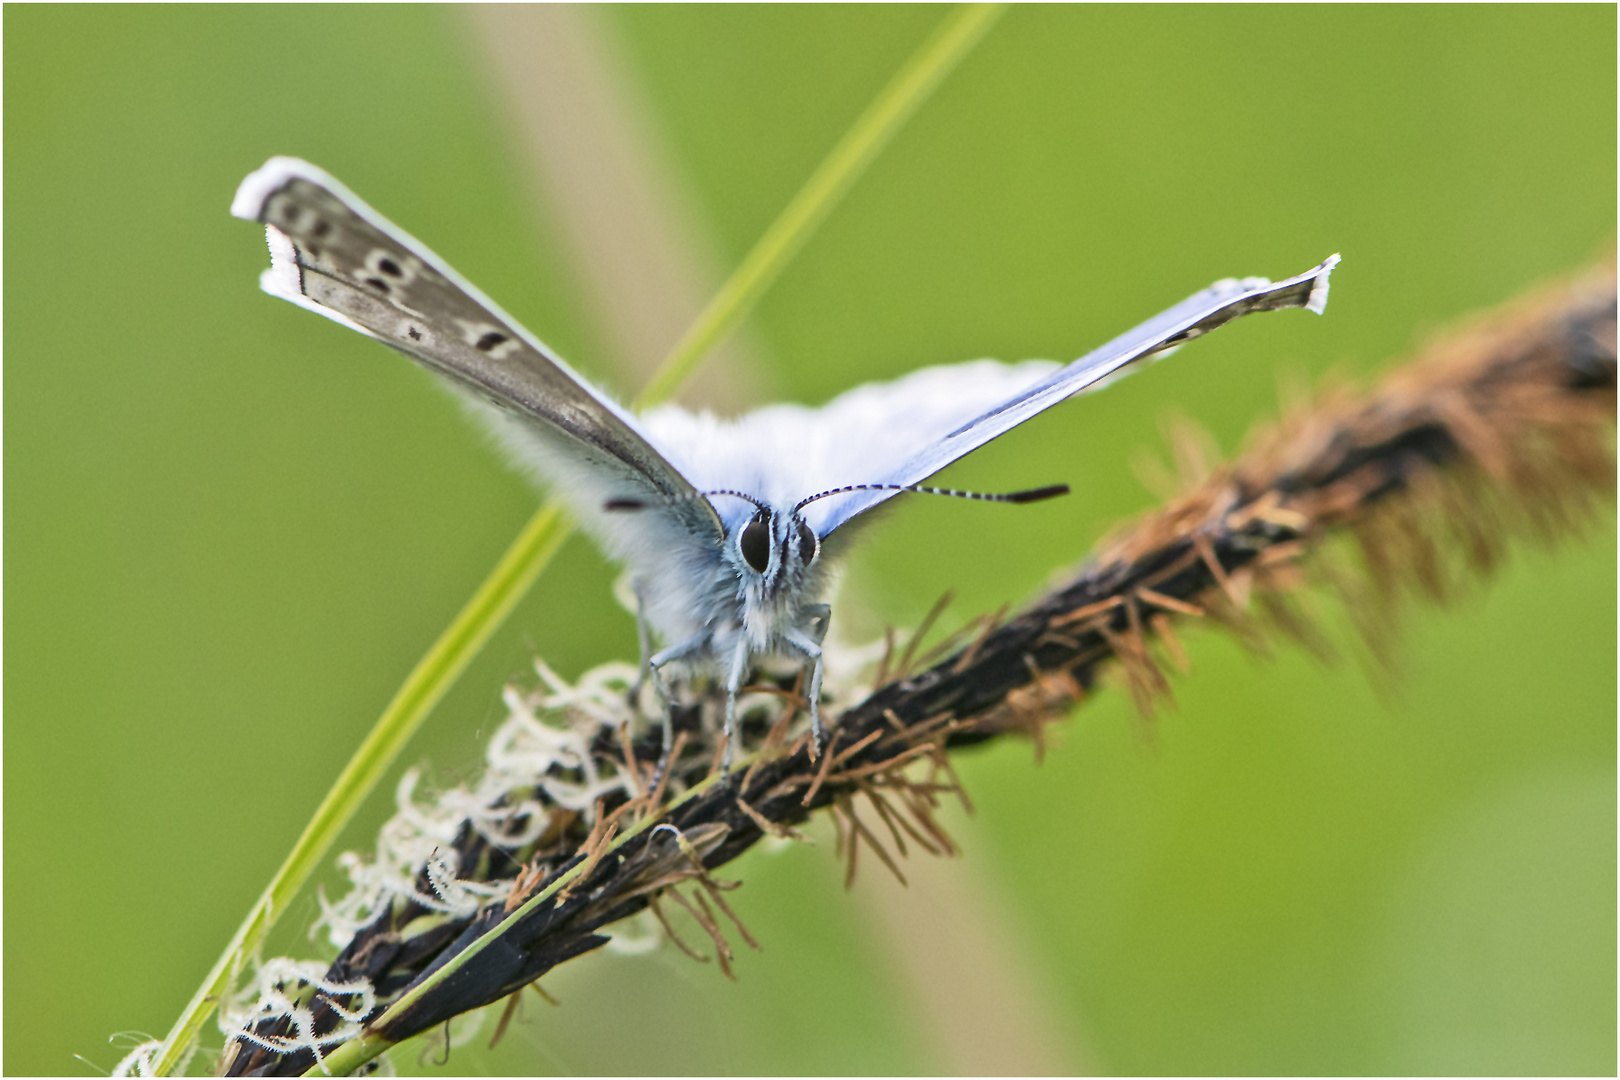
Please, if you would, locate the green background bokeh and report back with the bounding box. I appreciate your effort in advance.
[5,6,1614,1075]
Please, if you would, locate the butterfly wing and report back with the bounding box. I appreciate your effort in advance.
[810,255,1339,534]
[230,157,724,551]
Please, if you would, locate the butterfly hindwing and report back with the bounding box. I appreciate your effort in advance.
[231,157,723,544]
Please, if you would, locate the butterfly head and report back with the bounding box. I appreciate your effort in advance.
[734,505,820,591]
[605,488,823,619]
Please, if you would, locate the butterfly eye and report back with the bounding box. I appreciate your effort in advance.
[739,515,772,574]
[797,520,818,563]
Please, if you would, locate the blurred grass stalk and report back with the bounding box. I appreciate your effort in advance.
[151,5,1005,1074]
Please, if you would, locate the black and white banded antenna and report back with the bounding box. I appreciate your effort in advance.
[793,481,1069,512]
[604,482,1069,515]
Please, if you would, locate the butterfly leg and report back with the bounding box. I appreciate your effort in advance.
[721,637,752,774]
[648,632,706,786]
[802,604,831,646]
[784,625,827,759]
[645,662,674,755]
[627,579,654,708]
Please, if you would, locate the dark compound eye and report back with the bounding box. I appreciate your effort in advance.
[797,520,818,563]
[739,515,772,573]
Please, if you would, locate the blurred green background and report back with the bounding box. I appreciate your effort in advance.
[6,5,1614,1075]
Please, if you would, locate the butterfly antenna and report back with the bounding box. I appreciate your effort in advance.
[793,482,1069,513]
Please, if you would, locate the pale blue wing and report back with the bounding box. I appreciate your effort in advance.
[640,360,1060,535]
[811,255,1339,534]
[231,157,724,547]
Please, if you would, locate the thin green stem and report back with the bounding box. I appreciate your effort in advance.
[635,3,1005,409]
[157,6,1004,1073]
[154,505,573,1076]
[309,767,735,1077]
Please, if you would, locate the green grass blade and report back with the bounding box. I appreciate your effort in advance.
[156,6,1004,1073]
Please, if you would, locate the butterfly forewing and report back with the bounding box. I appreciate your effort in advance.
[812,255,1339,534]
[233,158,722,542]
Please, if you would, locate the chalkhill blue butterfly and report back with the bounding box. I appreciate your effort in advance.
[233,157,1336,768]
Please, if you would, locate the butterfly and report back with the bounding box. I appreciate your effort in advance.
[232,157,1337,770]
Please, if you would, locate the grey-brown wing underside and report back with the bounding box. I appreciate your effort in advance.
[231,156,723,543]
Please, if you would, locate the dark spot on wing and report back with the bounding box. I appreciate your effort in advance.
[475,331,509,352]
[376,257,404,278]
[312,219,332,238]
[365,277,390,293]
[407,326,422,341]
